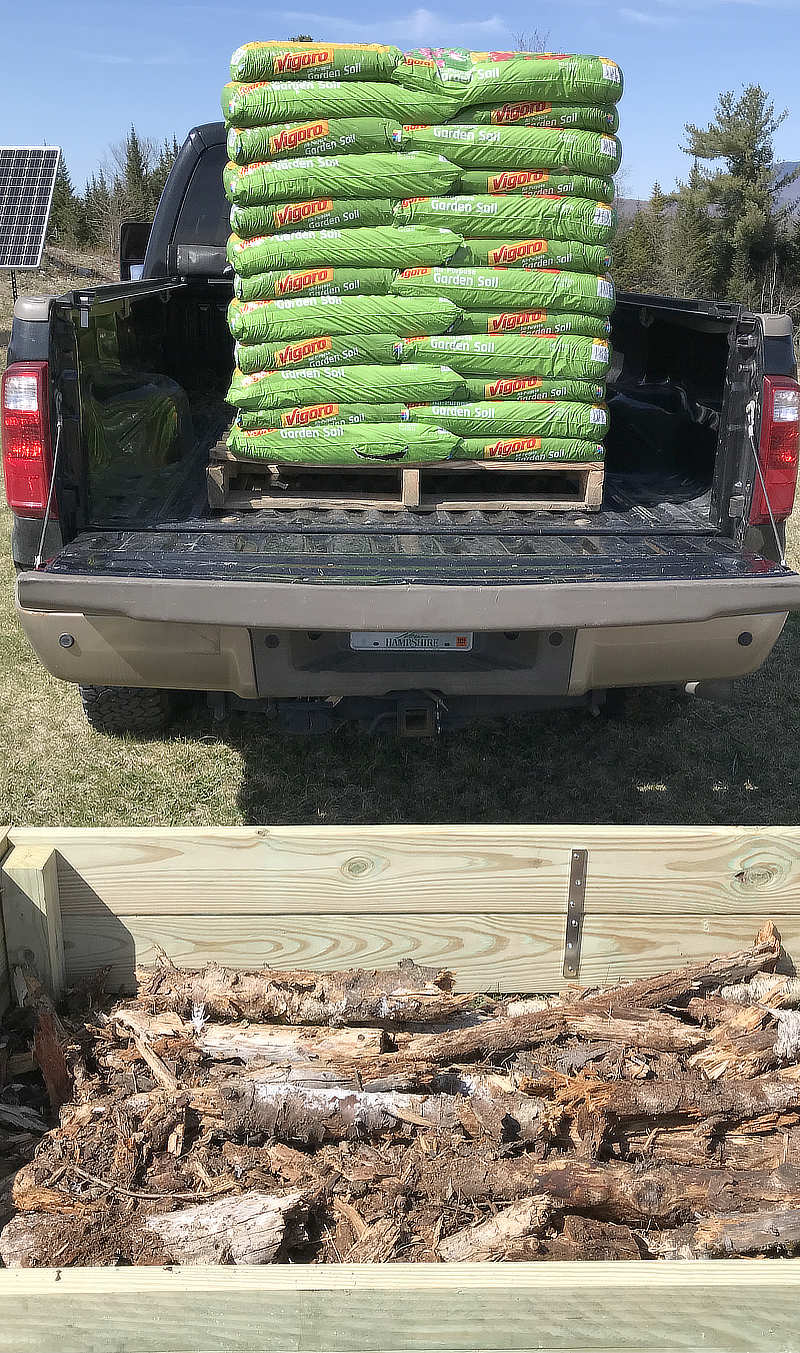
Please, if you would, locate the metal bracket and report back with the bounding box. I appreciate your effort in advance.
[562,849,588,979]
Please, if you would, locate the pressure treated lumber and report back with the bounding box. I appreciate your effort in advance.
[135,959,460,1024]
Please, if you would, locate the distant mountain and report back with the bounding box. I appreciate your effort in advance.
[618,162,800,220]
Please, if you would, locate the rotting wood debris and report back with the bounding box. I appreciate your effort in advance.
[6,931,800,1265]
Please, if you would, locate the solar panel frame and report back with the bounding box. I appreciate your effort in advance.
[0,146,61,269]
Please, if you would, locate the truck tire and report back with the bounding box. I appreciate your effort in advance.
[79,685,174,736]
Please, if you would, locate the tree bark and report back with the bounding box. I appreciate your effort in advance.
[571,1070,800,1124]
[113,1007,387,1063]
[135,959,459,1025]
[646,1208,800,1259]
[142,1189,309,1264]
[13,967,73,1113]
[437,1197,551,1261]
[612,1119,800,1170]
[539,1215,642,1261]
[720,974,800,1007]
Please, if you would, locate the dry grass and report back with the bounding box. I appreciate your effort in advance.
[1,261,799,828]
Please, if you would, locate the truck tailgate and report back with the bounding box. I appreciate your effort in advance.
[17,528,800,631]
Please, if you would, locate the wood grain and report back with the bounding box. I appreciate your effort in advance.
[0,1261,799,1353]
[60,912,800,995]
[8,825,799,919]
[0,827,10,1013]
[1,844,64,997]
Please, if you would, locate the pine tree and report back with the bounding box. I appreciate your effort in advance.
[665,164,715,298]
[682,85,800,306]
[48,157,80,245]
[123,125,150,219]
[614,185,670,293]
[148,135,180,204]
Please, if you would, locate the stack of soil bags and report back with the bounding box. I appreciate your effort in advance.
[221,43,622,471]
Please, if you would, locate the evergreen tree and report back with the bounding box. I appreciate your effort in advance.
[682,85,799,306]
[122,125,150,219]
[614,185,670,293]
[149,135,180,204]
[665,164,715,298]
[48,157,80,244]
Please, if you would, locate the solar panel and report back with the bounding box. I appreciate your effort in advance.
[0,146,61,269]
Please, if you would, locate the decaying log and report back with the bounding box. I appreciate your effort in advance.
[647,1208,800,1260]
[135,959,460,1026]
[417,1150,800,1225]
[612,1117,800,1170]
[539,1215,642,1261]
[721,974,800,1007]
[220,1080,545,1146]
[13,967,73,1113]
[569,1070,800,1124]
[113,1007,387,1063]
[143,1189,309,1264]
[437,1197,552,1261]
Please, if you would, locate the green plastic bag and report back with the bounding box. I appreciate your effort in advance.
[224,153,461,208]
[396,333,611,379]
[236,401,408,430]
[227,119,400,165]
[457,435,605,461]
[230,198,396,238]
[456,169,614,199]
[392,265,615,315]
[228,295,463,343]
[450,101,619,133]
[459,54,623,108]
[454,309,611,340]
[227,363,466,411]
[230,41,402,83]
[451,236,612,272]
[462,375,605,402]
[227,225,463,274]
[227,421,460,464]
[408,399,607,439]
[234,267,394,303]
[221,80,462,127]
[394,125,621,175]
[236,333,403,375]
[395,195,617,244]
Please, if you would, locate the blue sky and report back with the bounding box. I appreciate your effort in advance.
[2,0,800,198]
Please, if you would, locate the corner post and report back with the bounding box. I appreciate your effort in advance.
[1,844,64,1000]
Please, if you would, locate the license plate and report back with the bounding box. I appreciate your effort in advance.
[349,631,474,651]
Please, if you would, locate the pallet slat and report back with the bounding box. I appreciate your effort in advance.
[208,451,604,513]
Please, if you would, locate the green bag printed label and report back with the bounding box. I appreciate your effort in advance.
[408,400,607,439]
[395,195,617,244]
[227,421,461,464]
[228,225,463,274]
[224,153,461,208]
[458,54,623,108]
[234,267,394,303]
[394,125,622,175]
[227,119,400,165]
[462,376,605,403]
[396,333,611,379]
[450,102,619,134]
[221,80,462,128]
[230,199,397,238]
[454,309,611,340]
[235,334,403,375]
[452,236,612,273]
[227,363,466,410]
[391,265,615,316]
[228,294,463,343]
[456,169,614,200]
[236,401,408,430]
[457,435,605,461]
[230,42,402,83]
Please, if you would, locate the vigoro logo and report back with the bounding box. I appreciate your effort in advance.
[274,337,332,367]
[493,102,552,123]
[484,437,543,457]
[269,121,329,154]
[485,377,542,397]
[488,241,548,264]
[403,56,437,67]
[399,267,432,278]
[273,199,334,228]
[281,403,338,426]
[275,268,334,297]
[488,171,548,192]
[488,310,547,333]
[273,48,333,73]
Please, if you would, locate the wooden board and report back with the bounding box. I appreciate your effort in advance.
[0,828,10,1013]
[208,457,604,513]
[2,1261,800,1353]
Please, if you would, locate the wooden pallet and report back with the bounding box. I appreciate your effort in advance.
[208,444,604,513]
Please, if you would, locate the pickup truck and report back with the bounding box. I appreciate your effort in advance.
[4,122,800,736]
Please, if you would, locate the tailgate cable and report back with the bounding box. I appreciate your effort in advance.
[35,388,63,570]
[746,394,786,566]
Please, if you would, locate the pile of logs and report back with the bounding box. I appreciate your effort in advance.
[6,926,800,1266]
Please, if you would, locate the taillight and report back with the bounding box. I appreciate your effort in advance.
[1,361,56,517]
[750,374,800,525]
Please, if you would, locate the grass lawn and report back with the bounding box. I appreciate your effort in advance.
[1,260,799,828]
